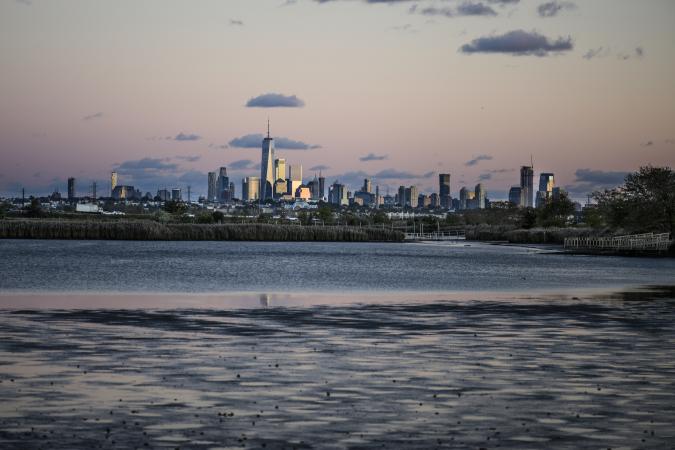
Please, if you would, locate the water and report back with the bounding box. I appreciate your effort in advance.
[0,239,674,294]
[1,239,675,448]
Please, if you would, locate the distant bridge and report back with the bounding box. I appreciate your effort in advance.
[404,230,466,241]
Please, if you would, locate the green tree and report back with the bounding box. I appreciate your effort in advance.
[594,166,675,234]
[25,197,45,218]
[0,201,8,219]
[197,213,214,224]
[372,210,390,225]
[164,200,187,215]
[519,207,537,229]
[212,211,225,223]
[317,206,334,225]
[536,193,576,227]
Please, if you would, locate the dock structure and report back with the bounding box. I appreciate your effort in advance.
[564,232,672,255]
[404,230,466,241]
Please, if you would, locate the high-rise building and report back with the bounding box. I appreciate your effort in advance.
[171,188,181,201]
[363,178,372,194]
[308,174,320,200]
[67,177,76,201]
[459,186,468,210]
[318,172,325,200]
[289,164,303,196]
[207,172,217,202]
[475,183,486,209]
[430,193,440,208]
[260,121,275,201]
[274,158,286,182]
[406,186,418,208]
[242,176,260,202]
[329,182,348,206]
[229,182,235,201]
[397,186,406,207]
[217,167,229,202]
[439,173,451,208]
[111,172,118,197]
[536,173,555,207]
[520,165,534,208]
[509,186,523,206]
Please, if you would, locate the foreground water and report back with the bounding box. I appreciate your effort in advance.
[1,240,674,448]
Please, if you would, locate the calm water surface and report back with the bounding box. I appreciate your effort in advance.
[1,240,674,449]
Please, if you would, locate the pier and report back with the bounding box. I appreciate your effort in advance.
[404,230,466,241]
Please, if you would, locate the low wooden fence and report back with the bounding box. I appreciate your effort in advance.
[564,232,672,253]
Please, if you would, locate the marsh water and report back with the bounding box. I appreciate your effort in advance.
[1,240,674,449]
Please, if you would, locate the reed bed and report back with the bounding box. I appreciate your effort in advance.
[0,219,404,242]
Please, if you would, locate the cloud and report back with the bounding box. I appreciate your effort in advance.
[174,132,201,141]
[15,0,31,5]
[414,2,497,18]
[457,2,497,16]
[245,93,305,108]
[460,30,573,56]
[574,169,628,186]
[229,19,244,26]
[641,141,654,147]
[83,112,103,121]
[229,133,320,150]
[309,165,330,171]
[465,154,493,166]
[228,159,259,170]
[665,139,674,145]
[537,1,575,17]
[618,46,645,61]
[478,173,492,181]
[359,152,388,161]
[115,158,178,173]
[582,46,610,60]
[208,143,229,150]
[177,170,208,185]
[174,155,201,162]
[373,169,432,179]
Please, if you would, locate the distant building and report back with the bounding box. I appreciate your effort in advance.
[289,164,303,197]
[67,177,76,201]
[318,174,326,200]
[242,176,260,202]
[536,173,555,207]
[207,172,217,202]
[459,186,468,210]
[430,193,440,208]
[508,186,522,207]
[110,172,118,197]
[76,203,100,213]
[156,189,171,202]
[362,178,372,194]
[274,158,286,182]
[328,182,348,206]
[217,167,229,202]
[274,178,287,198]
[171,188,181,201]
[439,173,451,208]
[397,186,406,207]
[295,185,311,201]
[475,183,486,209]
[418,194,430,208]
[520,165,534,208]
[113,185,141,200]
[260,122,275,201]
[307,175,321,201]
[406,186,418,208]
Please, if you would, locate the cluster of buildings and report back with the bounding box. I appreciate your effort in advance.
[34,126,567,214]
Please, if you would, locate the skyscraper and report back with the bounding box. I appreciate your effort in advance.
[67,177,76,201]
[520,165,534,208]
[242,176,260,202]
[217,167,229,202]
[274,158,286,182]
[439,173,451,208]
[289,164,303,196]
[536,173,555,207]
[363,178,372,194]
[260,121,275,201]
[207,172,217,202]
[475,183,486,209]
[318,172,325,200]
[509,186,523,206]
[459,186,468,210]
[111,172,118,197]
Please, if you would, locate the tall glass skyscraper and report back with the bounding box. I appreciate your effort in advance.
[439,173,451,208]
[520,165,534,208]
[260,121,275,201]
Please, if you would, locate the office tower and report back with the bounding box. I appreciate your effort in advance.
[459,186,468,210]
[111,172,118,197]
[67,177,76,201]
[430,193,440,208]
[217,167,229,202]
[207,172,217,202]
[552,186,564,202]
[439,173,451,208]
[242,176,260,202]
[536,173,555,207]
[295,186,311,200]
[418,194,430,208]
[509,186,523,206]
[289,164,302,196]
[260,121,275,201]
[318,172,325,200]
[274,179,288,198]
[475,183,486,209]
[156,189,170,202]
[171,188,181,201]
[520,165,534,208]
[363,178,372,194]
[308,174,320,200]
[229,182,235,201]
[329,182,348,206]
[397,186,406,207]
[406,186,418,208]
[274,158,286,182]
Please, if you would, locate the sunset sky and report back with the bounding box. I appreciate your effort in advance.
[1,0,674,200]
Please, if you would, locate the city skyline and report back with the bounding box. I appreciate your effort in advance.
[1,0,674,199]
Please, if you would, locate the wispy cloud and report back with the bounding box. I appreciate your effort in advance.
[83,112,104,121]
[309,165,330,171]
[229,19,244,26]
[208,143,229,150]
[245,93,305,108]
[174,132,201,141]
[228,159,259,171]
[582,46,610,60]
[618,46,645,61]
[537,1,575,17]
[460,30,573,56]
[465,154,493,166]
[359,152,388,162]
[174,155,201,162]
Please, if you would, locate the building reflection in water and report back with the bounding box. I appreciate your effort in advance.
[259,293,270,308]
